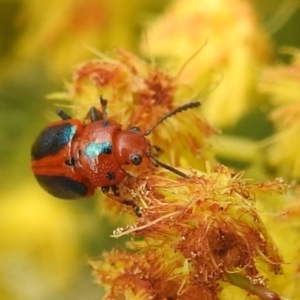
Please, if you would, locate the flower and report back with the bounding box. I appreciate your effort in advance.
[90,164,287,299]
[141,0,272,127]
[51,48,217,170]
[259,50,300,179]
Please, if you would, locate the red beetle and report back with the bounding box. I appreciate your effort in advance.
[31,97,200,216]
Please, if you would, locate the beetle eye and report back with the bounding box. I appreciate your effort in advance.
[129,126,141,132]
[130,153,142,165]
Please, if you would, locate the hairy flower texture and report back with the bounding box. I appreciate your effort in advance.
[90,165,287,299]
[141,0,272,127]
[264,185,300,300]
[259,50,300,179]
[53,48,217,169]
[15,0,150,76]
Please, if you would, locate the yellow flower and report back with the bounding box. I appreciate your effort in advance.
[90,165,287,299]
[141,0,272,127]
[260,50,300,179]
[260,49,300,106]
[15,0,146,76]
[265,185,300,299]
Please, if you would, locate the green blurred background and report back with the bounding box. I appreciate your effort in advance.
[0,0,299,299]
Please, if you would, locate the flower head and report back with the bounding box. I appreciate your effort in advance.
[51,48,217,170]
[90,165,287,299]
[259,50,300,179]
[141,0,272,127]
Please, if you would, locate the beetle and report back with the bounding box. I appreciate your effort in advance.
[31,97,200,216]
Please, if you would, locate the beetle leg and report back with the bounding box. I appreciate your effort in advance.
[88,97,108,122]
[101,186,142,217]
[152,145,162,153]
[90,107,103,122]
[100,96,108,119]
[56,109,72,120]
[111,184,120,196]
[101,186,110,194]
[121,199,142,217]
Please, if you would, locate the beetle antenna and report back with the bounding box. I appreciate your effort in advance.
[144,101,200,136]
[148,152,189,178]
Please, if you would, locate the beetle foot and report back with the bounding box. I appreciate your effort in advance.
[122,199,142,217]
[101,186,142,217]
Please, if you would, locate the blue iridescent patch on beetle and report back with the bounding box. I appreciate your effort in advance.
[83,141,112,158]
[31,123,76,160]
